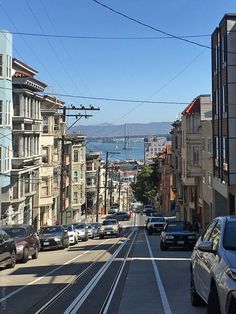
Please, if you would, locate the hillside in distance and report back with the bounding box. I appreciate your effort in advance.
[70,122,172,137]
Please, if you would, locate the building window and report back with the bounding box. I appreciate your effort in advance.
[0,54,3,77]
[5,146,10,172]
[0,146,2,173]
[74,171,78,182]
[74,150,78,162]
[222,85,228,115]
[221,35,226,68]
[190,115,199,133]
[223,137,228,171]
[0,100,2,125]
[5,100,11,125]
[24,174,30,193]
[7,55,11,79]
[41,178,49,196]
[42,146,49,164]
[73,191,78,204]
[215,137,219,167]
[202,138,205,151]
[192,146,200,166]
[207,138,212,154]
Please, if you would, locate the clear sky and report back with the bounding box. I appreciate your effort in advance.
[1,0,236,126]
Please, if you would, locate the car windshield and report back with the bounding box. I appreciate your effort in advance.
[67,225,73,231]
[165,222,193,232]
[151,218,166,223]
[91,223,99,228]
[223,221,236,250]
[75,224,85,229]
[3,228,26,238]
[103,220,117,225]
[39,227,63,234]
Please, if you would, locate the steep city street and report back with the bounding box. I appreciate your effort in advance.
[1,214,205,314]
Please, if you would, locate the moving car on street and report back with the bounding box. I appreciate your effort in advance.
[160,221,197,250]
[74,223,89,241]
[99,219,120,239]
[3,224,40,262]
[190,216,236,314]
[147,217,166,235]
[63,224,78,245]
[0,229,16,269]
[39,225,69,250]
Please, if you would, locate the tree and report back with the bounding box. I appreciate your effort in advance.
[131,162,160,204]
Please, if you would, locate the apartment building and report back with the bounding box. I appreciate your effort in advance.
[212,14,236,216]
[38,96,64,227]
[170,119,183,219]
[159,144,175,213]
[70,134,86,222]
[1,58,47,226]
[144,136,166,163]
[181,95,212,225]
[86,151,101,216]
[0,31,13,224]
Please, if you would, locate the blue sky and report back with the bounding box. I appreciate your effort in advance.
[1,0,236,126]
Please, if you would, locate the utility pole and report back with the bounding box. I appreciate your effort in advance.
[104,152,109,215]
[104,152,120,215]
[96,166,100,222]
[59,105,100,225]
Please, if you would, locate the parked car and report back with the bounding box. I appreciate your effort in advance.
[87,224,95,239]
[190,216,236,314]
[0,229,16,269]
[3,224,40,262]
[63,224,78,245]
[147,217,166,235]
[145,217,152,230]
[39,225,69,250]
[111,211,131,221]
[160,221,197,250]
[74,223,88,241]
[91,222,101,237]
[99,219,120,238]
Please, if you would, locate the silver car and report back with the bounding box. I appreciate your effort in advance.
[190,216,236,314]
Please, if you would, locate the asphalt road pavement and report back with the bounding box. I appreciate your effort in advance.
[0,214,207,314]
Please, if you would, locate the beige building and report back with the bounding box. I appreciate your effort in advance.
[70,134,86,223]
[38,96,64,228]
[201,120,213,227]
[181,95,212,226]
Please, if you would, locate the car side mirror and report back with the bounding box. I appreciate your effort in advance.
[197,241,216,253]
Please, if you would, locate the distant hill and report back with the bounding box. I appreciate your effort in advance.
[70,122,172,137]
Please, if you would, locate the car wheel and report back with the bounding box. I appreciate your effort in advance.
[7,250,16,269]
[32,245,39,260]
[147,230,152,235]
[160,242,168,251]
[21,247,29,263]
[190,272,204,306]
[99,235,104,239]
[207,282,220,314]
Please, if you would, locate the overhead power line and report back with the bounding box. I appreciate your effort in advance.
[91,0,236,55]
[0,87,188,104]
[5,30,211,40]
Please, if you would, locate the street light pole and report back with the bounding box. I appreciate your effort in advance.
[104,152,109,215]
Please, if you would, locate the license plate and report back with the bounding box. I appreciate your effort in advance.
[177,241,184,244]
[44,241,49,245]
[106,232,111,234]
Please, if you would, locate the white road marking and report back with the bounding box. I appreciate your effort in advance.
[145,232,173,314]
[0,239,110,304]
[64,231,134,314]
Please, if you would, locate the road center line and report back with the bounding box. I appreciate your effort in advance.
[145,232,173,314]
[0,238,111,304]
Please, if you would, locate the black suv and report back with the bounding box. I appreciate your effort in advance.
[0,229,16,269]
[3,225,40,262]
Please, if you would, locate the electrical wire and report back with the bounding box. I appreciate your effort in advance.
[3,31,211,40]
[91,0,236,55]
